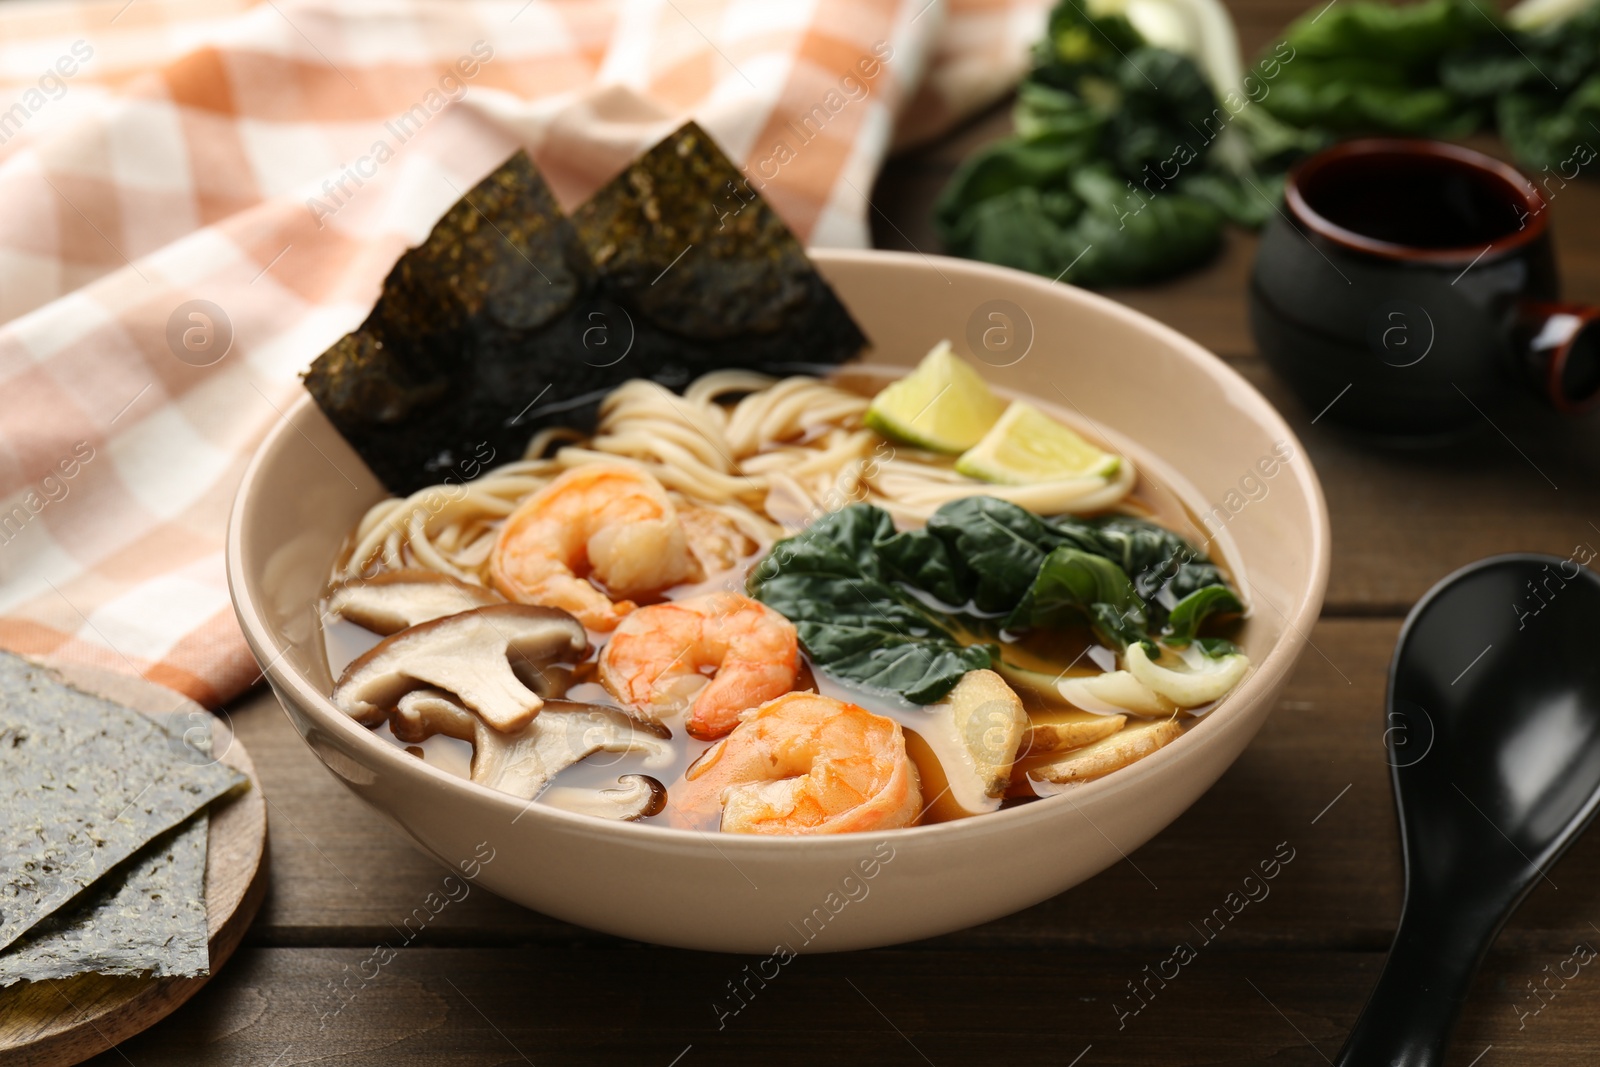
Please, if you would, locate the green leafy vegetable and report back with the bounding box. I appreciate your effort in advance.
[1165,585,1246,645]
[1006,547,1150,650]
[1195,637,1243,659]
[887,496,1236,628]
[1264,61,1481,136]
[750,497,1242,703]
[1259,0,1600,166]
[1178,170,1286,228]
[1447,1,1600,99]
[1497,76,1600,171]
[1061,167,1226,287]
[749,507,995,704]
[1252,0,1494,135]
[936,0,1600,291]
[923,496,1065,611]
[1285,0,1489,65]
[934,0,1251,288]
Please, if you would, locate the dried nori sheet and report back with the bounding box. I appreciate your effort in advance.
[304,123,868,496]
[569,122,867,375]
[0,714,211,985]
[0,652,244,956]
[305,152,603,495]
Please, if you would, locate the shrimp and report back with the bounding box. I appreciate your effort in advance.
[678,692,922,835]
[677,504,757,576]
[598,591,799,739]
[489,464,698,631]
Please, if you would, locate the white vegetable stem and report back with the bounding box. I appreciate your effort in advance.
[1056,669,1176,716]
[1087,0,1243,93]
[1507,0,1598,31]
[1125,642,1249,706]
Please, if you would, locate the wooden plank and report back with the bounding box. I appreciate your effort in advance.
[92,944,1600,1066]
[227,620,1600,956]
[1236,362,1600,614]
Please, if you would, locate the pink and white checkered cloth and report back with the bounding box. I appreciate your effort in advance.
[0,0,1048,707]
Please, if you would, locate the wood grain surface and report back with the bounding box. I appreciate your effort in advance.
[76,1,1600,1063]
[0,667,267,1067]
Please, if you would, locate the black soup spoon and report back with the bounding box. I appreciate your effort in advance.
[1336,553,1600,1066]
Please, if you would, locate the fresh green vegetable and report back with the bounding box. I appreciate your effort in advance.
[1049,512,1225,602]
[1260,0,1600,168]
[1087,0,1244,100]
[934,0,1268,287]
[1259,0,1492,136]
[1445,3,1600,168]
[937,0,1600,289]
[1006,546,1151,650]
[1283,0,1488,66]
[938,162,1229,286]
[747,507,995,704]
[749,496,1243,703]
[885,496,1064,613]
[1498,77,1600,171]
[1165,585,1246,644]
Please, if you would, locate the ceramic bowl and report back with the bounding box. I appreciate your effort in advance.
[227,249,1330,953]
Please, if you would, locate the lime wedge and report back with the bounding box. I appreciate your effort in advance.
[955,401,1120,484]
[864,341,1007,453]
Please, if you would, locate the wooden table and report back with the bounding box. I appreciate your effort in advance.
[92,6,1600,1064]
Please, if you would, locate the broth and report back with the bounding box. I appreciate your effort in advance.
[320,374,1246,830]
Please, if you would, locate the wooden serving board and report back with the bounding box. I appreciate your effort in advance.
[0,665,268,1067]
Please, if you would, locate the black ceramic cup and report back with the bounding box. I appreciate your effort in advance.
[1250,138,1600,440]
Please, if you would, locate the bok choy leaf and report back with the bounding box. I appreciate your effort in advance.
[749,497,1243,703]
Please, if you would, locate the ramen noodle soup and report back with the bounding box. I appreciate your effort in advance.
[321,347,1250,835]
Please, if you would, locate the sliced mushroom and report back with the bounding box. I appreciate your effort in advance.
[391,686,475,743]
[395,689,672,801]
[1125,643,1250,708]
[1031,719,1183,785]
[332,605,586,732]
[539,775,668,821]
[327,569,503,635]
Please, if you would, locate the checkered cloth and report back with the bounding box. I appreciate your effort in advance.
[0,0,1048,707]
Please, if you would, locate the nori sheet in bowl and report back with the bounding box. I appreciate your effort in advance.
[304,122,868,496]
